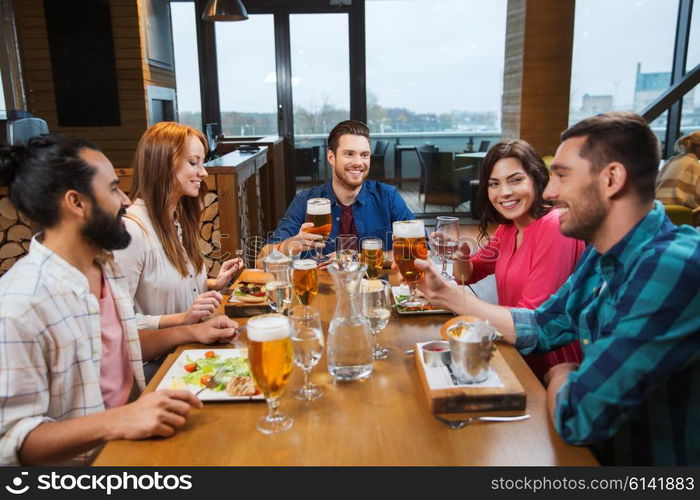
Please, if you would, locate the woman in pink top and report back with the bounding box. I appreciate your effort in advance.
[454,140,585,382]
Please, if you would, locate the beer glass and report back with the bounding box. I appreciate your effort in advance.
[336,234,358,268]
[290,305,324,401]
[293,259,318,305]
[360,237,384,279]
[305,198,332,261]
[361,279,391,359]
[247,313,294,434]
[431,216,459,279]
[392,220,429,307]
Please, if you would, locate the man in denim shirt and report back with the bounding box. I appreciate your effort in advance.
[257,120,415,264]
[410,112,700,465]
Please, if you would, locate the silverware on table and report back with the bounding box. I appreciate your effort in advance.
[196,364,227,396]
[434,413,530,429]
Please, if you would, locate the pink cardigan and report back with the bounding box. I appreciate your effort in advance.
[466,209,586,380]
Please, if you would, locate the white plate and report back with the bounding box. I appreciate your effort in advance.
[156,349,264,402]
[391,285,452,315]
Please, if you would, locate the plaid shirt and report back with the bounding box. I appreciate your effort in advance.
[0,237,146,465]
[656,153,700,225]
[512,201,700,465]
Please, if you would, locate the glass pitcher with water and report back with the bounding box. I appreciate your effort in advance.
[326,261,374,381]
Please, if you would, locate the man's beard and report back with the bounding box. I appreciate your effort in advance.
[560,180,606,243]
[82,204,131,251]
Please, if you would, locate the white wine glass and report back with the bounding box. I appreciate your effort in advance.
[431,216,459,280]
[361,279,391,360]
[290,305,324,401]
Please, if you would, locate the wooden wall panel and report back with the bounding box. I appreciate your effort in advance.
[502,0,575,156]
[14,0,176,169]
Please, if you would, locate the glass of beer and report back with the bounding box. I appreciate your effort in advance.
[247,313,294,434]
[289,305,324,401]
[293,259,318,305]
[431,216,459,279]
[305,198,332,261]
[392,220,429,307]
[360,237,384,279]
[361,279,391,359]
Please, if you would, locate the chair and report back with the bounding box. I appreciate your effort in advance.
[663,204,693,225]
[416,144,437,200]
[416,150,463,211]
[478,140,490,152]
[369,139,389,181]
[294,146,320,182]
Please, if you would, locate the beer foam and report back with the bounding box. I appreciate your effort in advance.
[306,198,331,215]
[293,259,317,270]
[247,314,291,341]
[362,239,381,250]
[392,220,425,239]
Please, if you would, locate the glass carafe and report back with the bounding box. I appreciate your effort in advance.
[326,261,374,381]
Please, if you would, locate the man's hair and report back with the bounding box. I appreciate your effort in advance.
[561,111,660,201]
[327,120,370,153]
[0,134,99,228]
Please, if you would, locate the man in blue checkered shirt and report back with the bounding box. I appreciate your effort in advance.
[414,112,700,465]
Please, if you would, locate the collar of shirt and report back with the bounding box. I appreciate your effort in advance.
[593,201,666,279]
[30,234,93,297]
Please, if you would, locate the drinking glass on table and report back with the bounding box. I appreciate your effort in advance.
[431,216,459,280]
[392,219,429,308]
[263,256,293,314]
[305,198,332,261]
[361,279,391,360]
[289,305,325,401]
[360,237,384,279]
[293,259,319,305]
[247,313,294,434]
[336,234,358,268]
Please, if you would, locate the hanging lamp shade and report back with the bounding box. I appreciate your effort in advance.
[202,0,249,21]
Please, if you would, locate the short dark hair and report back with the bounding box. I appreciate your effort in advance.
[476,139,550,243]
[560,111,660,201]
[327,120,370,153]
[0,134,99,228]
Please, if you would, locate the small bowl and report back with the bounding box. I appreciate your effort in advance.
[422,341,451,367]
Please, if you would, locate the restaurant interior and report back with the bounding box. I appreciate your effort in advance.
[0,0,698,467]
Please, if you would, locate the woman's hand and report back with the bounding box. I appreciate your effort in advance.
[182,290,223,324]
[452,240,473,284]
[211,257,244,290]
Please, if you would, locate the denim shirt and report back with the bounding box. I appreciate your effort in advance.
[267,180,415,256]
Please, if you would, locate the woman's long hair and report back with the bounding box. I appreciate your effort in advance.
[476,139,551,243]
[129,122,208,277]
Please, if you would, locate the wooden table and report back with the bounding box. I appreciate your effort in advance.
[94,272,598,466]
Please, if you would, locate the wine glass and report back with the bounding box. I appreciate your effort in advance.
[247,313,294,434]
[264,263,293,314]
[289,305,324,401]
[360,237,384,279]
[361,279,392,360]
[431,216,459,280]
[392,220,428,307]
[305,198,332,262]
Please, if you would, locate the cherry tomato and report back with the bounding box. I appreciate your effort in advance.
[184,363,197,373]
[204,351,216,358]
[200,374,213,386]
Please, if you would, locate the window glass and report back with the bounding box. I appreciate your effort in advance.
[171,2,203,130]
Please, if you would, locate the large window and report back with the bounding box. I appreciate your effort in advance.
[216,15,277,137]
[681,4,699,137]
[289,13,350,136]
[171,1,202,130]
[365,0,506,136]
[0,71,6,118]
[570,0,679,146]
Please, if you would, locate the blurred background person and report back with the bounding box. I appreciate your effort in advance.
[655,131,700,225]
